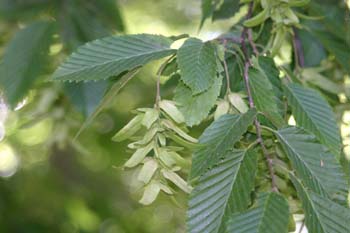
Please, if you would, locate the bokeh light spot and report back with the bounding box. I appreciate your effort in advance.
[17,118,53,146]
[0,143,19,177]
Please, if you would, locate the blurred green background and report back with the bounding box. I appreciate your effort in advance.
[0,1,349,233]
[0,0,215,232]
[0,0,247,232]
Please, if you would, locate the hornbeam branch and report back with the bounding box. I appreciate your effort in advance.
[240,1,279,193]
[292,27,305,68]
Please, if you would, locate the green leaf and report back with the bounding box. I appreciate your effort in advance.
[275,127,348,198]
[297,29,327,67]
[313,30,350,74]
[187,149,258,233]
[248,67,284,127]
[226,192,290,233]
[174,76,222,126]
[93,0,125,31]
[190,109,256,178]
[340,153,350,181]
[64,81,109,117]
[57,0,114,51]
[0,21,54,108]
[70,6,110,41]
[284,83,341,156]
[212,0,240,21]
[308,2,349,42]
[0,0,50,19]
[291,175,350,233]
[301,69,343,95]
[52,34,176,82]
[74,69,139,139]
[304,5,350,73]
[199,0,215,30]
[256,56,284,115]
[177,38,217,94]
[224,55,244,93]
[256,57,282,92]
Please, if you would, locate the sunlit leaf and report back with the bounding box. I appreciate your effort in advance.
[174,76,222,126]
[177,38,217,94]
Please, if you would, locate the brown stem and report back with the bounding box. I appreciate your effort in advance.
[240,2,254,61]
[298,221,305,233]
[292,27,304,68]
[215,37,241,44]
[240,2,279,193]
[248,29,259,56]
[222,40,232,94]
[243,62,254,108]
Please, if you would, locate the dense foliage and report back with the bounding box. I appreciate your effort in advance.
[0,0,350,232]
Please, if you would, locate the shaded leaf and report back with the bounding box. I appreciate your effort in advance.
[187,149,258,233]
[291,175,350,233]
[0,21,54,107]
[0,0,50,19]
[226,192,290,233]
[313,30,350,74]
[93,0,125,31]
[297,29,327,67]
[257,56,284,115]
[199,0,215,30]
[248,67,284,127]
[275,127,348,198]
[190,109,256,178]
[64,81,109,117]
[74,70,139,139]
[340,153,350,181]
[284,83,341,156]
[212,0,240,21]
[308,2,349,42]
[257,57,282,92]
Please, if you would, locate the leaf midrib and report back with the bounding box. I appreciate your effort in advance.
[218,152,246,230]
[299,186,327,233]
[286,85,337,151]
[192,42,208,89]
[180,40,213,93]
[54,48,176,79]
[256,195,271,233]
[198,114,246,173]
[276,131,328,195]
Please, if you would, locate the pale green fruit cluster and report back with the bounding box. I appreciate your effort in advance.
[112,100,197,205]
[243,0,310,56]
[214,92,249,120]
